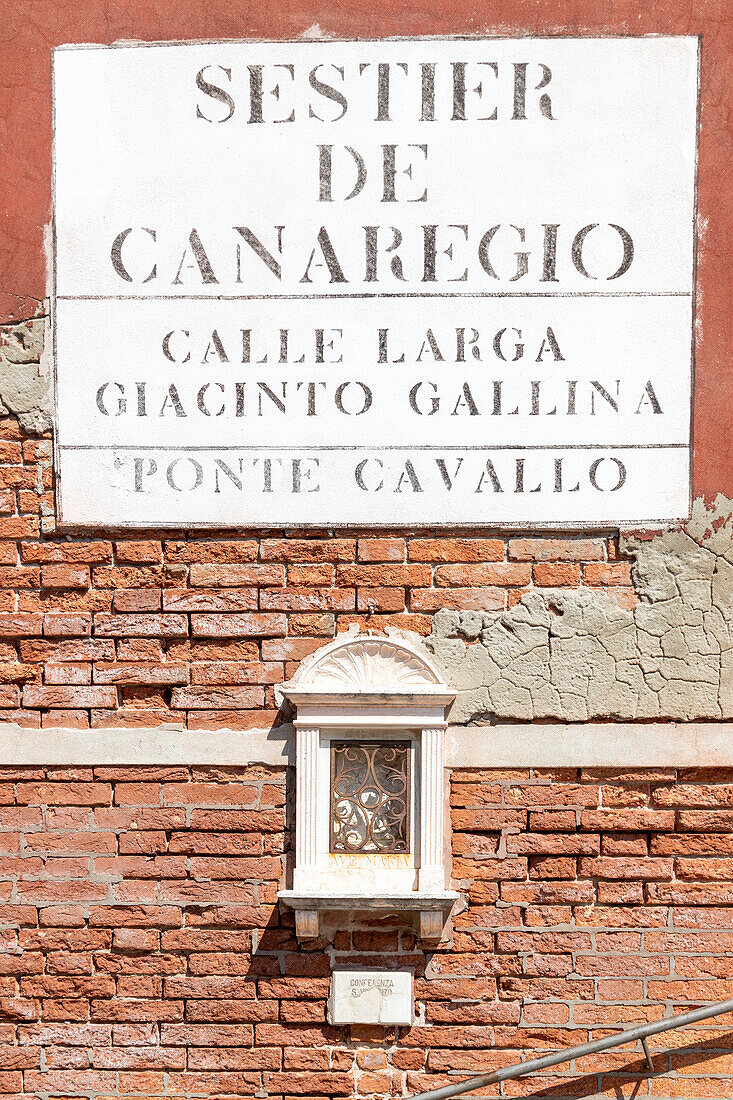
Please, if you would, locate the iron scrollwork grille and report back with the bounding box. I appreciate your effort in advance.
[330,740,411,855]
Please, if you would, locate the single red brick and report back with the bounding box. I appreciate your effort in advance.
[451,808,526,831]
[652,783,733,808]
[90,707,171,728]
[22,439,52,461]
[93,566,180,590]
[434,563,531,587]
[112,590,162,612]
[164,782,258,807]
[41,709,89,728]
[505,783,599,808]
[676,857,733,881]
[602,833,648,856]
[22,686,117,709]
[357,587,406,613]
[89,905,182,928]
[164,540,256,564]
[186,709,278,730]
[16,782,111,806]
[171,686,263,709]
[188,855,281,881]
[336,564,431,586]
[0,708,40,727]
[0,441,22,462]
[499,881,594,905]
[94,614,188,637]
[529,855,577,879]
[259,538,355,563]
[0,686,19,707]
[43,614,91,637]
[95,854,187,880]
[191,613,286,638]
[583,562,634,586]
[528,810,577,831]
[0,466,38,489]
[408,538,504,562]
[357,538,405,562]
[410,587,504,611]
[287,563,335,586]
[91,997,183,1021]
[115,541,163,564]
[168,639,255,660]
[597,882,645,904]
[41,564,90,590]
[452,833,500,857]
[21,639,114,662]
[288,613,334,636]
[259,588,355,611]
[160,1022,255,1045]
[455,855,527,881]
[116,638,164,661]
[578,856,673,880]
[0,516,38,538]
[190,662,282,685]
[677,811,733,832]
[0,566,39,588]
[0,613,43,636]
[0,662,38,684]
[189,563,284,587]
[25,832,116,855]
[162,589,258,612]
[509,538,605,561]
[507,833,599,856]
[579,808,674,831]
[19,489,54,514]
[260,638,324,661]
[532,562,582,586]
[37,905,87,928]
[20,541,113,564]
[93,663,188,686]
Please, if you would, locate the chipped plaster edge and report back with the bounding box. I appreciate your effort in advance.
[1,722,732,766]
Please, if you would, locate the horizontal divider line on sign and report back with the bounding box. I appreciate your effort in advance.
[54,291,693,301]
[58,443,690,452]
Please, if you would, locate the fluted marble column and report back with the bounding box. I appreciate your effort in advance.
[293,725,319,890]
[419,726,446,893]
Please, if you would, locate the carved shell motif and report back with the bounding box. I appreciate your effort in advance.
[304,639,440,689]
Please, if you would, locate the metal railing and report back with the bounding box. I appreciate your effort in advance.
[409,997,733,1100]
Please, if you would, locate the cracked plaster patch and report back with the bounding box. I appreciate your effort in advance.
[420,496,733,723]
[0,317,52,435]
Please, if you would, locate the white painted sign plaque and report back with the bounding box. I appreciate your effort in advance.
[328,968,413,1026]
[52,37,699,527]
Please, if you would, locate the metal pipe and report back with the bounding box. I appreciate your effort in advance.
[408,997,733,1100]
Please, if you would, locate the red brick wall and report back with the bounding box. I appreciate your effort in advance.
[0,1,730,1090]
[0,416,635,730]
[0,764,730,1098]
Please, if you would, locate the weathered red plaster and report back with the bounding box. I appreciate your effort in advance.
[0,0,731,498]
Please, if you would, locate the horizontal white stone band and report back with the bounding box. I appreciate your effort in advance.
[0,725,292,766]
[448,723,733,768]
[0,722,730,766]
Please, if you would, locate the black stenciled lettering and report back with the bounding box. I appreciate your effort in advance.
[195,65,235,122]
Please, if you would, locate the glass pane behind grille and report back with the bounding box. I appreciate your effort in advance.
[330,741,410,854]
